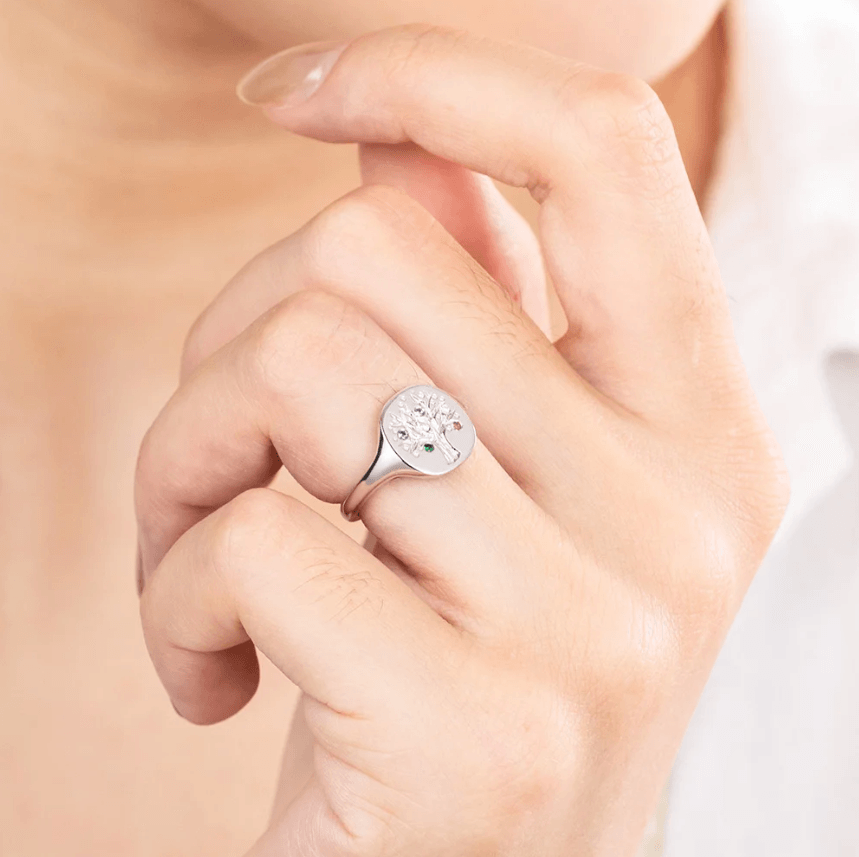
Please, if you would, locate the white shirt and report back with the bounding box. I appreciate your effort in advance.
[647,0,859,853]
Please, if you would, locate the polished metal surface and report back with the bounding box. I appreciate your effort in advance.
[341,384,476,522]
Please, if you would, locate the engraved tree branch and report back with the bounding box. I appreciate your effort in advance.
[389,390,462,465]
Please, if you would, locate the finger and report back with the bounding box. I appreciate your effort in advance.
[181,148,552,380]
[358,141,553,336]
[140,487,461,725]
[238,24,740,422]
[137,289,556,632]
[182,184,609,513]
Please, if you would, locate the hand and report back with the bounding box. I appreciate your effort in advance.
[135,24,789,857]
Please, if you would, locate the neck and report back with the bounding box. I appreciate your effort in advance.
[2,0,269,142]
[653,8,728,208]
[1,2,728,259]
[1,1,337,283]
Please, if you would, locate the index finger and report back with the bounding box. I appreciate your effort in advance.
[240,24,688,204]
[238,25,738,424]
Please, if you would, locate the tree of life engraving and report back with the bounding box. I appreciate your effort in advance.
[389,389,463,465]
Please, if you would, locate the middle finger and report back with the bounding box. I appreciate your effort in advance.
[182,183,614,504]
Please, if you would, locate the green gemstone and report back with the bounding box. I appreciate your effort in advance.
[424,443,434,453]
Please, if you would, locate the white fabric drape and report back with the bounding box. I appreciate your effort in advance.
[662,0,859,853]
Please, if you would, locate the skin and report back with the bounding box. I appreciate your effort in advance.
[0,2,762,856]
[136,23,791,855]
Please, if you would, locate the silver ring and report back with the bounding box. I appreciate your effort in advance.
[341,383,477,523]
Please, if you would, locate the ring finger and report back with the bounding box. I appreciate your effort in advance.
[183,183,614,510]
[136,288,562,635]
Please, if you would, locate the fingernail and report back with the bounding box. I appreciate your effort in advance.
[237,40,349,109]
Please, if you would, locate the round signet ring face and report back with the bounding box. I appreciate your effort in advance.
[340,384,477,522]
[382,384,476,476]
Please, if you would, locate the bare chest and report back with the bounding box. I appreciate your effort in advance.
[0,287,301,856]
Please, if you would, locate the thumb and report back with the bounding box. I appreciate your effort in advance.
[358,141,552,336]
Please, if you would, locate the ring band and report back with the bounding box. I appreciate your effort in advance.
[340,383,477,523]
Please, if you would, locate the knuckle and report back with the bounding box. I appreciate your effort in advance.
[353,182,438,247]
[538,568,685,744]
[592,601,683,725]
[704,416,792,569]
[459,667,579,833]
[134,424,159,497]
[674,561,738,643]
[180,310,211,380]
[658,500,747,648]
[250,290,373,395]
[214,490,386,627]
[587,70,665,119]
[302,183,434,282]
[134,423,180,522]
[301,192,382,279]
[737,431,792,549]
[562,69,684,189]
[213,488,300,588]
[502,690,578,805]
[760,453,792,537]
